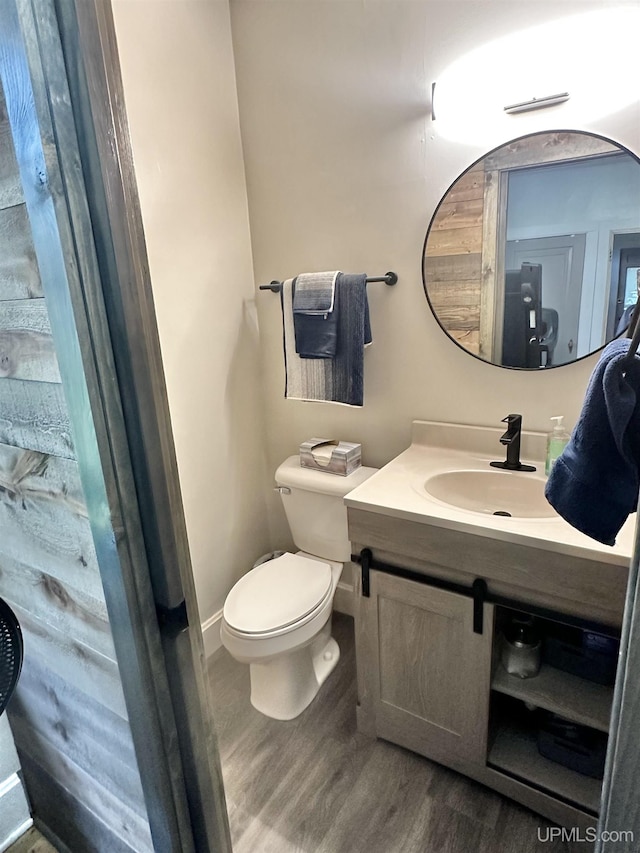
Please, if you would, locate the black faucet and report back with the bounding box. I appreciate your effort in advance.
[490,414,536,472]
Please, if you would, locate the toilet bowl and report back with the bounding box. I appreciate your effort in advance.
[220,456,377,720]
[220,552,342,720]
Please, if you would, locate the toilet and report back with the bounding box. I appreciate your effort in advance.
[220,455,377,720]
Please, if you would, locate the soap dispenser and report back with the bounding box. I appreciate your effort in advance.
[545,416,570,476]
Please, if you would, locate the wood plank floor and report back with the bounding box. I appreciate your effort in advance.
[207,613,592,853]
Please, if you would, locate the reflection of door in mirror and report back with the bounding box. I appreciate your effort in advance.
[504,235,586,365]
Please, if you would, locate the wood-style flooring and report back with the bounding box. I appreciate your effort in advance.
[207,612,591,853]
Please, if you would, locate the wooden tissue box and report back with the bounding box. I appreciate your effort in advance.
[299,439,362,476]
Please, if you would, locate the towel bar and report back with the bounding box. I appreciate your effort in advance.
[259,271,398,293]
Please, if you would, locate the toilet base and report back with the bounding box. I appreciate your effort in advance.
[248,619,340,720]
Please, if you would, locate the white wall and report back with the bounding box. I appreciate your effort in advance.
[111,0,272,641]
[229,0,640,542]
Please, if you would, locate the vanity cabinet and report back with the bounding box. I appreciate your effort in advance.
[349,507,628,833]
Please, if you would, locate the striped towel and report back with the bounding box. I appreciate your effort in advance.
[292,271,339,315]
[282,273,371,407]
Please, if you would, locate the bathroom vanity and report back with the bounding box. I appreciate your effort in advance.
[345,422,633,831]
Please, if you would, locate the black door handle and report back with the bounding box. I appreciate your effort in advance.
[472,578,488,634]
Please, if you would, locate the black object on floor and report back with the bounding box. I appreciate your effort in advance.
[0,597,23,715]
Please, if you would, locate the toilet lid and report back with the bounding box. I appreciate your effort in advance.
[223,553,332,634]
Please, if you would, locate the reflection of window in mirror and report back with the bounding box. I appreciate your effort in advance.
[611,237,640,337]
[615,256,640,336]
[623,268,640,308]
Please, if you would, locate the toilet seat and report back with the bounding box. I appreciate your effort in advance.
[223,552,333,637]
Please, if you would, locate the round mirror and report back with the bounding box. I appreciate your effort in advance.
[422,130,640,369]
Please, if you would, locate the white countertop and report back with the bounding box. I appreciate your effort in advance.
[344,421,635,567]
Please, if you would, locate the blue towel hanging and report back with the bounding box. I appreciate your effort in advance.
[545,338,640,545]
[282,273,372,406]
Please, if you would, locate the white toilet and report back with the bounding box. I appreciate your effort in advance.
[220,455,377,720]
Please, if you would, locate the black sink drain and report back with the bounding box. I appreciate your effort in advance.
[493,510,512,517]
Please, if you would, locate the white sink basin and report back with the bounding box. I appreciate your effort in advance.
[344,421,634,561]
[424,469,555,518]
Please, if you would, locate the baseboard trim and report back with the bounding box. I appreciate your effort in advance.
[1,817,33,853]
[202,583,354,659]
[202,609,223,659]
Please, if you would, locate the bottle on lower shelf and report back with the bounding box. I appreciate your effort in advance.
[501,614,541,679]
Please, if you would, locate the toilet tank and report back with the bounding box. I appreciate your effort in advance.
[275,456,378,562]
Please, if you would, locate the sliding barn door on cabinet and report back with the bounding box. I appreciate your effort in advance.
[0,0,230,850]
[358,569,494,769]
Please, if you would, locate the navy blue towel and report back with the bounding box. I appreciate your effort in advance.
[293,271,339,358]
[330,273,371,404]
[293,272,371,361]
[545,338,640,545]
[281,273,372,406]
[293,274,339,358]
[294,310,338,358]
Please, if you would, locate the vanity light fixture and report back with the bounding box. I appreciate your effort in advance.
[503,92,570,114]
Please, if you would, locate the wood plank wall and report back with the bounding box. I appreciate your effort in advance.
[424,164,485,355]
[0,81,153,853]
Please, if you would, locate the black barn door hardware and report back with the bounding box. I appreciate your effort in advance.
[353,549,614,636]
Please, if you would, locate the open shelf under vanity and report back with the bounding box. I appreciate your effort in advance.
[488,696,603,815]
[487,605,618,819]
[491,661,613,733]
